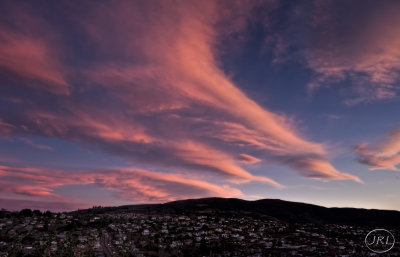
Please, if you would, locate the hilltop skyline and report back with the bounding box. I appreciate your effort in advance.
[0,0,399,211]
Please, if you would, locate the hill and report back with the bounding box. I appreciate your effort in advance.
[74,197,400,228]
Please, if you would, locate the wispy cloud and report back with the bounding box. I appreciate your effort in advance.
[305,1,400,104]
[285,157,362,182]
[263,0,400,105]
[0,5,68,94]
[0,164,242,203]
[0,0,360,205]
[0,119,14,136]
[355,128,400,171]
[237,154,261,164]
[18,137,53,151]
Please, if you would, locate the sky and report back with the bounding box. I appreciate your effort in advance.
[0,0,399,211]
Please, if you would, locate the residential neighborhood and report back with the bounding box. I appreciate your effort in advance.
[0,208,398,256]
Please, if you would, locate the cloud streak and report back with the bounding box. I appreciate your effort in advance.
[18,137,53,151]
[356,128,400,171]
[0,164,243,203]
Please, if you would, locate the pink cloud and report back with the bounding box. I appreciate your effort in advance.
[0,0,360,199]
[0,164,243,203]
[237,154,262,164]
[285,157,362,182]
[78,0,355,182]
[0,7,68,94]
[356,128,400,171]
[0,181,58,197]
[169,141,282,187]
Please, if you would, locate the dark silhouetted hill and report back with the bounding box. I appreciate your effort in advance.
[73,197,400,228]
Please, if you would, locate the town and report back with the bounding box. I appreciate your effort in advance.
[0,208,398,256]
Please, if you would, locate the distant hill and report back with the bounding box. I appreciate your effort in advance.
[74,197,400,228]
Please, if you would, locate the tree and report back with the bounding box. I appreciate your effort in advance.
[33,209,42,216]
[20,209,33,217]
